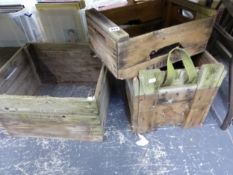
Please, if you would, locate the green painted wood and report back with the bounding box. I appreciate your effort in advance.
[138,69,165,96]
[86,8,129,42]
[197,63,226,89]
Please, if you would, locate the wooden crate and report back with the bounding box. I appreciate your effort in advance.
[126,50,226,133]
[0,43,109,141]
[86,0,217,79]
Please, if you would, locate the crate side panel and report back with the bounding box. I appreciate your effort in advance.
[101,0,163,25]
[0,96,98,115]
[95,67,110,128]
[0,48,40,96]
[29,43,102,83]
[0,116,102,141]
[120,17,215,69]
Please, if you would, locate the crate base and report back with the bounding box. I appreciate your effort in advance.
[35,83,96,98]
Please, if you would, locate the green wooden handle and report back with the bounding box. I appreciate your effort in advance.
[163,47,197,86]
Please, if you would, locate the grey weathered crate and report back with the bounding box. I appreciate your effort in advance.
[0,43,109,141]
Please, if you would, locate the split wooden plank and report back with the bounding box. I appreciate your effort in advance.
[184,64,226,128]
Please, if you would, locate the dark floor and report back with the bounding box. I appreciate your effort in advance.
[0,55,233,175]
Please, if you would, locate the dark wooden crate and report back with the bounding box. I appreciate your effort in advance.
[86,0,216,79]
[126,51,226,133]
[0,43,109,141]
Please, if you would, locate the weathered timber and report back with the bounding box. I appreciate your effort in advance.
[126,50,226,133]
[0,43,109,141]
[86,0,216,79]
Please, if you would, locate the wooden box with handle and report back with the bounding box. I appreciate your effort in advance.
[126,48,226,133]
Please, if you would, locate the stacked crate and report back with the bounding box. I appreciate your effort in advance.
[86,0,226,133]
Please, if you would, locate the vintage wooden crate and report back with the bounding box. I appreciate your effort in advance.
[126,48,226,133]
[0,43,109,141]
[86,0,217,79]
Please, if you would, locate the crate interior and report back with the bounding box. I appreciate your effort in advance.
[0,47,19,67]
[102,1,202,37]
[0,44,102,98]
[159,51,217,71]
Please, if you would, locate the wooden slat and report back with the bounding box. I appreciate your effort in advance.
[119,17,215,69]
[0,113,101,124]
[152,101,191,126]
[125,78,140,132]
[121,19,163,37]
[117,48,197,79]
[0,95,98,115]
[5,65,34,95]
[101,0,163,25]
[23,46,41,84]
[86,8,129,42]
[35,83,96,98]
[0,117,102,141]
[0,48,40,95]
[88,25,118,77]
[169,0,216,17]
[87,17,118,52]
[0,50,28,93]
[29,43,102,83]
[95,66,110,127]
[184,58,226,128]
[0,47,18,67]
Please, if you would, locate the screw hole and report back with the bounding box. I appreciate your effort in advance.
[4,107,9,110]
[62,115,66,118]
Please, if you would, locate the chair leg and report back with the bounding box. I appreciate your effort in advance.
[221,59,233,130]
[207,31,217,54]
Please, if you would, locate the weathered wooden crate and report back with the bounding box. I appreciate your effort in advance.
[86,0,217,79]
[126,49,226,133]
[0,43,109,141]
